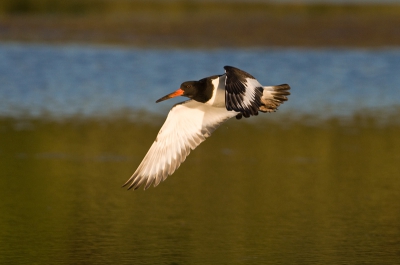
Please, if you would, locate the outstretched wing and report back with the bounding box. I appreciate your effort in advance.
[123,100,236,190]
[224,66,263,118]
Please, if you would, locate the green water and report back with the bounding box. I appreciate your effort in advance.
[1,115,399,264]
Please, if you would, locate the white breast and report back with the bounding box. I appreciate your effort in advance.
[206,75,226,108]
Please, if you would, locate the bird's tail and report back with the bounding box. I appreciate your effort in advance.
[259,84,290,113]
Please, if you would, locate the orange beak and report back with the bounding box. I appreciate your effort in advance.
[156,88,184,103]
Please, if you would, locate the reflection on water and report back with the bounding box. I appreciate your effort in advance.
[1,42,400,263]
[1,116,399,264]
[1,43,400,119]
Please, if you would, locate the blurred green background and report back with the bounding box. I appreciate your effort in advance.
[1,0,400,47]
[1,0,400,264]
[1,115,400,264]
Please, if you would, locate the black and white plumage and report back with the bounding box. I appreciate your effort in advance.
[224,66,264,117]
[123,66,290,190]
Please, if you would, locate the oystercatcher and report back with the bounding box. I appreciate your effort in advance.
[124,66,290,190]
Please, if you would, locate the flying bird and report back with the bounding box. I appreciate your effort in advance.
[124,66,290,190]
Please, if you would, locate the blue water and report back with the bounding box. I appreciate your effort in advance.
[1,43,400,119]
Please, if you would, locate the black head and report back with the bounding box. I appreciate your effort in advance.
[156,77,214,103]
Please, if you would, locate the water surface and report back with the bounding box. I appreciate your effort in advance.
[1,43,400,264]
[1,43,400,120]
[1,117,399,264]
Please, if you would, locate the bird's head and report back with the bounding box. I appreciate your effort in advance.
[156,81,199,103]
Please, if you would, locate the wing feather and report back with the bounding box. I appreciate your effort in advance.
[123,100,236,190]
[224,66,263,117]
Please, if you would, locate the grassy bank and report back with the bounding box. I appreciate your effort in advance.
[1,1,400,47]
